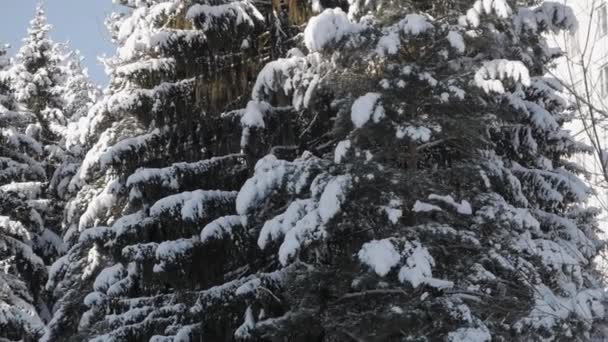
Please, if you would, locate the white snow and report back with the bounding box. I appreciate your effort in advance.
[150,190,237,221]
[234,306,255,339]
[240,100,271,129]
[401,14,434,35]
[376,14,433,56]
[396,126,432,142]
[358,239,402,276]
[413,201,443,213]
[398,244,435,288]
[186,2,264,32]
[93,264,126,293]
[334,139,351,164]
[258,199,314,249]
[0,216,31,239]
[318,175,351,222]
[154,238,196,272]
[447,31,465,53]
[466,0,512,28]
[351,93,384,128]
[428,194,472,215]
[383,199,402,224]
[448,327,491,342]
[276,174,351,265]
[304,8,360,52]
[475,59,530,94]
[200,215,246,243]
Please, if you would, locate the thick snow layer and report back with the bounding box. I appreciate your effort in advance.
[513,2,577,34]
[277,174,351,265]
[78,178,121,230]
[396,126,431,142]
[475,59,530,94]
[0,182,44,199]
[258,199,314,249]
[250,53,319,111]
[126,154,243,195]
[448,327,491,342]
[236,154,322,216]
[351,93,384,128]
[398,244,435,288]
[154,238,196,272]
[234,306,255,339]
[428,194,472,215]
[519,284,605,333]
[0,216,30,239]
[186,1,264,31]
[98,129,160,169]
[447,31,465,53]
[241,100,271,129]
[358,239,401,276]
[413,201,443,213]
[200,215,246,243]
[376,14,433,56]
[304,8,360,52]
[237,155,288,216]
[334,140,351,164]
[383,199,403,224]
[401,14,434,35]
[318,175,351,222]
[150,190,237,221]
[466,0,512,28]
[115,58,175,78]
[277,209,323,265]
[93,264,126,293]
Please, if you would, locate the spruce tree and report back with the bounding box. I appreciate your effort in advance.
[0,6,97,340]
[43,0,292,340]
[50,46,101,201]
[221,1,607,340]
[5,4,72,263]
[0,42,47,342]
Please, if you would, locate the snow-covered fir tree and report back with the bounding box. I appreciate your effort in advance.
[50,46,101,201]
[223,1,608,340]
[0,6,98,340]
[43,0,296,340]
[0,42,48,341]
[31,0,608,341]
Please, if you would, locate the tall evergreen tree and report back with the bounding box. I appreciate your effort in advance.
[0,6,97,340]
[221,1,607,340]
[0,42,47,341]
[50,46,101,200]
[43,0,294,340]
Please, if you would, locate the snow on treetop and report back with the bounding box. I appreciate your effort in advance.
[304,8,361,52]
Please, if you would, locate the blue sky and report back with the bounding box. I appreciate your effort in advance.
[0,0,119,85]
